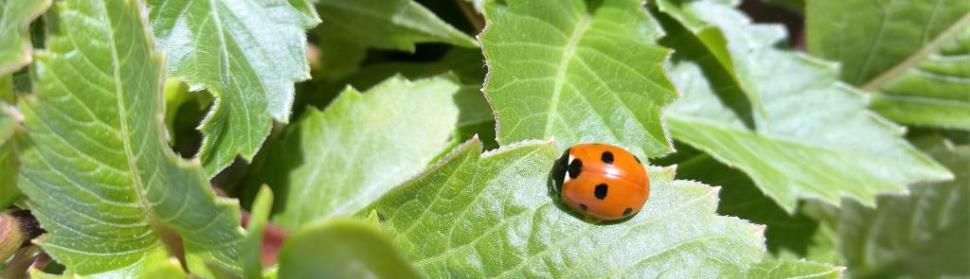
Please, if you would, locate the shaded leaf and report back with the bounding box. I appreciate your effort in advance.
[18,0,243,275]
[868,28,970,130]
[278,219,421,279]
[0,0,50,75]
[146,0,320,175]
[839,137,970,278]
[247,75,469,229]
[481,0,678,158]
[314,0,477,80]
[362,139,767,277]
[806,0,970,130]
[656,0,951,211]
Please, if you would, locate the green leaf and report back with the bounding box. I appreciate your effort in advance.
[146,0,320,175]
[806,0,970,130]
[838,137,970,278]
[656,0,952,211]
[362,139,767,277]
[247,75,469,229]
[0,76,19,209]
[241,186,272,279]
[314,0,477,80]
[278,219,421,279]
[728,259,843,279]
[0,0,50,75]
[481,0,678,158]
[868,28,970,130]
[654,144,820,256]
[18,0,243,276]
[806,0,969,86]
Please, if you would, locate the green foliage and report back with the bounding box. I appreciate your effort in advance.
[0,76,18,208]
[245,75,473,229]
[3,0,966,277]
[278,219,421,278]
[18,0,242,275]
[838,137,969,278]
[807,0,970,130]
[146,0,320,175]
[481,0,678,158]
[656,0,951,211]
[240,186,272,279]
[313,0,477,80]
[363,139,766,277]
[0,0,49,75]
[730,259,842,279]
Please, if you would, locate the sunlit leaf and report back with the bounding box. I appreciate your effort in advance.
[18,0,243,275]
[246,75,469,229]
[363,139,768,277]
[146,0,320,175]
[481,0,678,158]
[0,0,50,75]
[727,259,843,279]
[655,0,952,211]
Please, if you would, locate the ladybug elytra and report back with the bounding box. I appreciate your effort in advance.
[557,143,649,221]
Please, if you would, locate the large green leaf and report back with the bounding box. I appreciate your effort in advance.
[18,0,243,275]
[655,0,952,211]
[278,219,421,279]
[806,0,970,130]
[247,75,469,229]
[362,139,769,277]
[146,0,320,175]
[481,0,678,158]
[314,0,477,80]
[0,0,49,75]
[839,137,969,278]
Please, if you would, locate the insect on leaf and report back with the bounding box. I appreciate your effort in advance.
[362,139,767,277]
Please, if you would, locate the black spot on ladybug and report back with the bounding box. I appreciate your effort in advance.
[579,204,588,211]
[601,151,614,164]
[623,208,633,216]
[594,183,608,200]
[568,158,583,179]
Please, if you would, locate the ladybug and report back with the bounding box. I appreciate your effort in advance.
[556,143,649,221]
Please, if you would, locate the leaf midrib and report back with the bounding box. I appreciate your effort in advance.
[861,12,970,91]
[543,14,591,138]
[100,0,152,219]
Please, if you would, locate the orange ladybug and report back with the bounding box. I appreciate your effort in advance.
[557,143,649,221]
